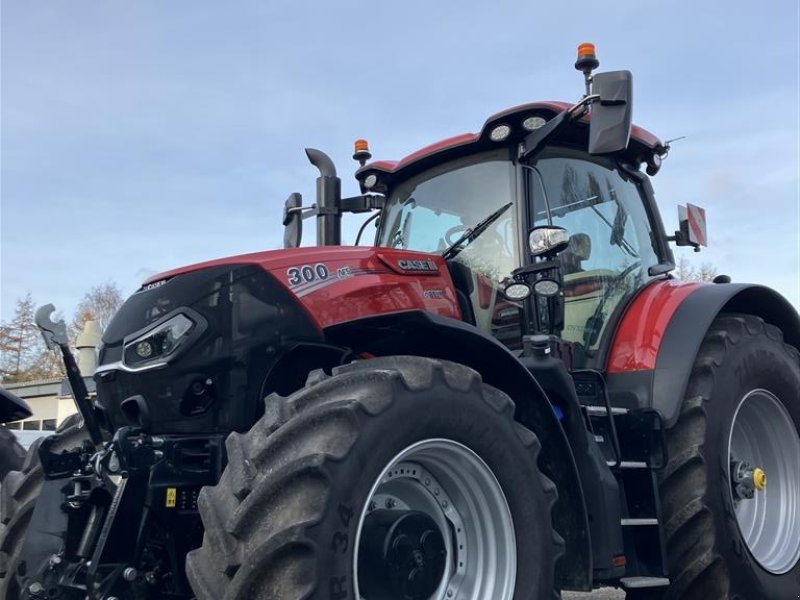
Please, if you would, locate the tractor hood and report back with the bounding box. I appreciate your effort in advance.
[140,246,462,329]
[96,246,460,434]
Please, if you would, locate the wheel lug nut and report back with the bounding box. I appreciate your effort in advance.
[385,498,396,509]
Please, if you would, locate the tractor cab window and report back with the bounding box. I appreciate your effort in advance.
[528,149,660,364]
[378,151,524,347]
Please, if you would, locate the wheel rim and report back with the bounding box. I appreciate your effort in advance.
[354,439,516,600]
[727,389,800,574]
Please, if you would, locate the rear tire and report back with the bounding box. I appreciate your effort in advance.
[0,429,25,481]
[658,315,800,600]
[187,356,563,600]
[0,414,87,599]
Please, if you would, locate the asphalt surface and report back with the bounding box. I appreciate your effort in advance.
[562,589,624,599]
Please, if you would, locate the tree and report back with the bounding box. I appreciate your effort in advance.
[71,281,123,337]
[674,255,719,282]
[0,281,124,383]
[26,346,66,381]
[0,293,43,382]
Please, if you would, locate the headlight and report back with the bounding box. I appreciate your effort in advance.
[489,124,511,142]
[123,313,196,369]
[522,116,546,131]
[503,282,531,301]
[533,278,561,297]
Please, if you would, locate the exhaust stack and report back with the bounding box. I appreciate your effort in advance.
[305,148,342,246]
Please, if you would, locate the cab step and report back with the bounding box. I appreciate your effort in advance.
[620,576,670,589]
[607,460,648,469]
[584,404,629,416]
[621,518,659,526]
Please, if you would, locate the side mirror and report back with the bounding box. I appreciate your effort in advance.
[588,70,633,155]
[283,193,303,248]
[529,226,570,257]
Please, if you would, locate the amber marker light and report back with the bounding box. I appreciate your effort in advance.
[577,42,596,60]
[574,41,599,86]
[353,138,372,166]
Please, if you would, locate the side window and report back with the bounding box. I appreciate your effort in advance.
[530,151,659,362]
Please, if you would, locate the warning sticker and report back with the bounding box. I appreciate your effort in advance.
[166,487,177,508]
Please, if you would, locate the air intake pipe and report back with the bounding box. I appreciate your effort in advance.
[305,148,342,246]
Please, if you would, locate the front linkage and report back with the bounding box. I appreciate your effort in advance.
[20,427,225,600]
[18,310,226,600]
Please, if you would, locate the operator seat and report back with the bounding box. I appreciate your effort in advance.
[561,233,591,275]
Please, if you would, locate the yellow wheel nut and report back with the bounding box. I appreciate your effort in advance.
[753,468,767,491]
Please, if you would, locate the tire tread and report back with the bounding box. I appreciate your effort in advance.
[657,313,799,599]
[187,356,562,599]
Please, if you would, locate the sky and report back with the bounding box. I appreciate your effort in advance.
[1,0,798,323]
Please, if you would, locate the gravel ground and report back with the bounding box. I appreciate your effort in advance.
[562,589,625,599]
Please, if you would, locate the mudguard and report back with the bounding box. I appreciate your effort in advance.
[0,388,32,423]
[607,281,800,427]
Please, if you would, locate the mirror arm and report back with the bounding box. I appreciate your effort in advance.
[522,94,599,160]
[568,93,599,116]
[340,195,385,214]
[283,206,316,223]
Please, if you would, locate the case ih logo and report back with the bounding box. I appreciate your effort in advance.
[397,259,438,272]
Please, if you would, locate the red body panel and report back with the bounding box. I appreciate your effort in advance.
[145,247,461,330]
[606,280,704,373]
[394,133,478,169]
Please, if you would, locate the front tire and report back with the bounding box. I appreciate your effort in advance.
[0,414,86,599]
[0,430,25,481]
[658,315,800,600]
[187,356,562,600]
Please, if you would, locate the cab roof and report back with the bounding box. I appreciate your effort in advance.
[356,101,664,192]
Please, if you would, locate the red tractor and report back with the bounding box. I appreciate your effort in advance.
[2,44,798,600]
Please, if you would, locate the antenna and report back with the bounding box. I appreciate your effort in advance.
[662,135,687,159]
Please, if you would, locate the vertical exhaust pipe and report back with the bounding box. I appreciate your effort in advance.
[305,148,342,246]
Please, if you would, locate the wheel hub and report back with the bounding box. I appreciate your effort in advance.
[359,510,446,600]
[730,460,767,500]
[727,389,800,574]
[354,440,517,600]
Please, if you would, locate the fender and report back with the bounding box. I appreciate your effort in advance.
[324,310,593,590]
[607,280,800,427]
[0,388,33,423]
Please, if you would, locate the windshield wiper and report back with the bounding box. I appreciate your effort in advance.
[442,202,512,260]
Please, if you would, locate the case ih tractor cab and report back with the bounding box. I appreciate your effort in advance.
[2,44,799,600]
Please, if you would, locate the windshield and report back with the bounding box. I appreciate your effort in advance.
[377,151,521,343]
[529,148,660,362]
[378,151,518,275]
